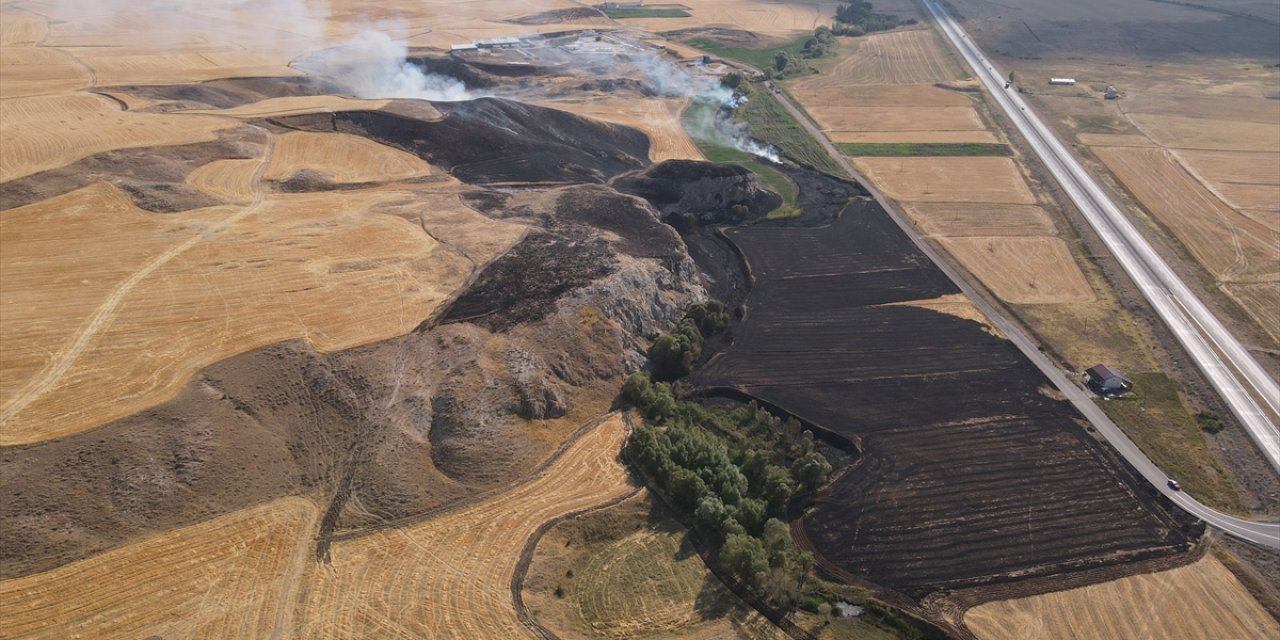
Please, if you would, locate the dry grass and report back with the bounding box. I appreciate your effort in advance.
[1172,149,1280,222]
[0,182,522,445]
[0,497,319,640]
[812,106,988,135]
[938,237,1096,304]
[790,84,973,109]
[807,29,963,85]
[883,294,1004,338]
[181,95,398,118]
[523,490,788,640]
[851,156,1037,204]
[0,47,91,98]
[615,0,844,36]
[964,556,1280,640]
[186,158,262,203]
[829,130,999,144]
[902,203,1057,237]
[1075,133,1155,147]
[1223,282,1280,345]
[1128,113,1280,153]
[266,131,434,184]
[0,93,232,181]
[534,96,702,162]
[297,413,635,639]
[1016,301,1158,374]
[1093,146,1279,282]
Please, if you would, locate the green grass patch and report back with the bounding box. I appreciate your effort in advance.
[680,98,800,218]
[603,8,690,19]
[1101,372,1244,513]
[685,36,810,71]
[836,142,1010,157]
[736,86,844,176]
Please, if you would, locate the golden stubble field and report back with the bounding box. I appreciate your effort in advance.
[0,0,717,445]
[0,414,634,639]
[964,555,1280,640]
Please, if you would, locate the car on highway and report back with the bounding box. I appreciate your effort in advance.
[1168,479,1181,491]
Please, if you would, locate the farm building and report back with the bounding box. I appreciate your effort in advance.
[1049,77,1076,85]
[1084,364,1132,396]
[1105,85,1119,99]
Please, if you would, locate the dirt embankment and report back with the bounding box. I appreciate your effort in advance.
[0,102,767,579]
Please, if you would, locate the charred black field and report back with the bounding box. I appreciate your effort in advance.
[697,168,1193,599]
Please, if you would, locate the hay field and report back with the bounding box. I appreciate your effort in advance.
[0,47,92,98]
[1128,113,1279,153]
[0,497,319,640]
[0,182,523,445]
[1093,146,1279,282]
[266,131,434,183]
[1223,283,1280,345]
[297,413,635,639]
[534,96,702,162]
[186,158,263,203]
[1172,149,1280,220]
[808,106,987,135]
[809,29,963,85]
[613,0,844,36]
[964,556,1280,640]
[902,203,1058,237]
[0,93,231,181]
[181,96,398,118]
[523,491,788,640]
[938,237,1096,304]
[851,157,1037,204]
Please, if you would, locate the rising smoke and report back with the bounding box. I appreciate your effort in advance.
[296,30,475,101]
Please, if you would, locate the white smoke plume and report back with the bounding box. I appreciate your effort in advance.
[296,30,475,101]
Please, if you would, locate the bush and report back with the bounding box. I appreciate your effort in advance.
[1196,410,1227,434]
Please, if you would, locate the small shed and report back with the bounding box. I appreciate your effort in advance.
[1084,364,1131,396]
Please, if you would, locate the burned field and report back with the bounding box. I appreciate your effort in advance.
[698,169,1192,599]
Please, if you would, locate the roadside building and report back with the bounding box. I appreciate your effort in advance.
[1049,77,1076,85]
[1084,364,1132,396]
[1104,85,1119,99]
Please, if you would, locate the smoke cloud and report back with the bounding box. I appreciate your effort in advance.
[297,30,475,101]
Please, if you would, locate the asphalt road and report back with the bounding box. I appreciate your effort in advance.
[919,0,1280,476]
[761,34,1278,548]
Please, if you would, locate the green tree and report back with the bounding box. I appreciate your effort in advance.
[774,51,790,72]
[720,533,768,589]
[792,452,832,490]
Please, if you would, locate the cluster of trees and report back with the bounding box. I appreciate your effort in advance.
[624,374,832,608]
[833,1,913,36]
[649,300,730,380]
[802,25,835,58]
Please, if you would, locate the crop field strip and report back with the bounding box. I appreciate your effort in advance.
[297,413,634,639]
[965,555,1280,640]
[698,175,1186,597]
[0,497,318,639]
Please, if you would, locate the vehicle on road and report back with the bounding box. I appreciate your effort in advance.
[1168,480,1181,491]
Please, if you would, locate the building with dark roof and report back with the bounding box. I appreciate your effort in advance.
[1084,364,1132,396]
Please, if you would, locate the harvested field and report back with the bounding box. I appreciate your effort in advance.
[1223,282,1280,345]
[0,93,231,181]
[534,97,701,162]
[698,169,1187,598]
[65,48,292,86]
[522,491,788,640]
[882,294,1003,337]
[829,130,999,144]
[0,497,318,640]
[902,203,1058,237]
[789,84,973,109]
[1092,145,1279,282]
[265,131,434,184]
[0,182,519,445]
[807,29,963,85]
[851,156,1037,204]
[1076,133,1156,147]
[937,237,1096,304]
[807,106,987,136]
[0,47,91,98]
[297,413,635,639]
[618,0,843,36]
[964,556,1280,640]
[181,96,396,118]
[1128,113,1280,153]
[185,158,261,203]
[1172,149,1280,220]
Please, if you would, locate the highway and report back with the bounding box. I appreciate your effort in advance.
[915,0,1279,545]
[918,0,1280,477]
[757,21,1279,548]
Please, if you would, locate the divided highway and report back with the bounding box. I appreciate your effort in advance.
[913,0,1279,546]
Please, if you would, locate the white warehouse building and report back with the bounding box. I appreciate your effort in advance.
[1049,77,1076,85]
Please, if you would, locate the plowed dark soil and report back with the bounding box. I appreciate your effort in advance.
[698,168,1190,598]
